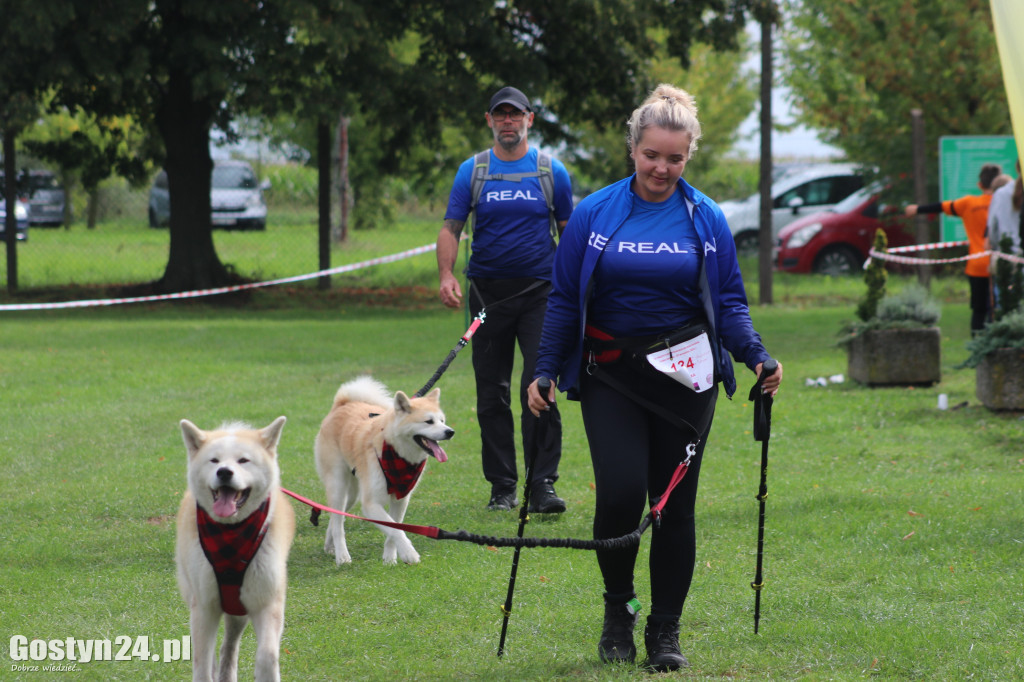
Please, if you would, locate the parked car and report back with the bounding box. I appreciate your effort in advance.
[0,198,29,242]
[148,159,270,230]
[722,163,866,254]
[0,169,67,227]
[774,184,919,276]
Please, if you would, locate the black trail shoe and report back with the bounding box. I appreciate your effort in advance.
[527,479,566,513]
[598,598,640,664]
[487,490,519,511]
[643,618,689,671]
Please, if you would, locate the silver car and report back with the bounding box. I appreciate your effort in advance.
[0,170,67,227]
[148,160,270,230]
[0,199,29,242]
[24,171,68,226]
[721,163,866,255]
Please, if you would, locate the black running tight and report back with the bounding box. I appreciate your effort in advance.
[580,362,717,621]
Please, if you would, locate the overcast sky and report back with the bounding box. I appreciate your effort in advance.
[730,21,844,161]
[732,101,842,161]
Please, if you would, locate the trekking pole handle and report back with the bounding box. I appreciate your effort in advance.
[749,358,777,440]
[752,358,778,395]
[537,377,553,405]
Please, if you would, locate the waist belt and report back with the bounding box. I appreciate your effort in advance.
[583,323,716,439]
[584,325,667,364]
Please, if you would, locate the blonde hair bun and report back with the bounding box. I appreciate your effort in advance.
[627,83,701,159]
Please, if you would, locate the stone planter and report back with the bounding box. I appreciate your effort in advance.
[846,327,941,386]
[976,348,1024,410]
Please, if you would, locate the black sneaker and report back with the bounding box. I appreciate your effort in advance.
[642,618,689,671]
[487,490,519,511]
[598,598,640,664]
[527,479,566,513]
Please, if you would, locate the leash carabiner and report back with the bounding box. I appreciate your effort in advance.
[649,445,698,530]
[683,441,697,466]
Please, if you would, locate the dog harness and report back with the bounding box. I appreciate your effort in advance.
[378,441,425,499]
[196,497,271,616]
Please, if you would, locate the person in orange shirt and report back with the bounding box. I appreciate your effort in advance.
[906,163,1002,334]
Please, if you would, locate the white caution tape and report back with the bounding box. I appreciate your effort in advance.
[865,240,1024,267]
[0,242,439,312]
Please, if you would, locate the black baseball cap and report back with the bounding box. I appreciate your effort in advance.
[489,86,532,113]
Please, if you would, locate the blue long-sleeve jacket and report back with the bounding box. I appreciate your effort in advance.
[534,175,769,399]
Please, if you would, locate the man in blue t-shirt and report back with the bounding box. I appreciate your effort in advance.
[436,86,574,513]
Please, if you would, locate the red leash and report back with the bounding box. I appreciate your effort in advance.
[648,446,696,526]
[282,456,694,543]
[280,487,441,538]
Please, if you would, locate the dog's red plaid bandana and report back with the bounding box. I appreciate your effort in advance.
[378,441,425,499]
[196,497,271,616]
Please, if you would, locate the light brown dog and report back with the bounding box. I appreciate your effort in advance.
[175,417,294,682]
[315,376,453,565]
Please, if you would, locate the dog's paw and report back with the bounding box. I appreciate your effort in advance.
[384,537,419,565]
[331,548,352,565]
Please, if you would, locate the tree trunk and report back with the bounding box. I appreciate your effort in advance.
[3,130,18,293]
[334,113,350,244]
[86,189,99,229]
[318,119,331,290]
[758,16,774,305]
[153,67,227,293]
[911,108,931,289]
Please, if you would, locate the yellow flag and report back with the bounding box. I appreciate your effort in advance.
[991,0,1024,167]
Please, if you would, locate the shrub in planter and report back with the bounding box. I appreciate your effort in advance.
[840,231,942,387]
[840,284,943,386]
[957,308,1024,410]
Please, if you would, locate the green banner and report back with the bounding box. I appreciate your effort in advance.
[938,135,1018,241]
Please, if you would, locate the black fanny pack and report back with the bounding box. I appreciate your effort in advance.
[587,320,712,367]
[583,320,719,438]
[635,320,709,357]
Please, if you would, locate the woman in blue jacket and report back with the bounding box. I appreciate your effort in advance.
[527,84,783,671]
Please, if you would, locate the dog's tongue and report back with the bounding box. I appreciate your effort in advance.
[213,488,239,517]
[425,439,448,463]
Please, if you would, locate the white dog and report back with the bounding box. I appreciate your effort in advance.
[175,417,294,682]
[315,376,453,565]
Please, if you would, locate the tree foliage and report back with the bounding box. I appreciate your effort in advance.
[780,0,1010,193]
[566,33,758,196]
[7,0,763,292]
[20,97,155,207]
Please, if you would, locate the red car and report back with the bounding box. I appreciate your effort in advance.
[775,184,918,275]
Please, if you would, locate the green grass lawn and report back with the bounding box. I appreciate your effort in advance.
[1,248,1022,679]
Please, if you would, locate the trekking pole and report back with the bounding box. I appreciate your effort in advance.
[748,358,778,635]
[496,377,550,657]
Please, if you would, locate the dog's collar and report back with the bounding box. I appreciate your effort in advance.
[378,441,426,500]
[196,497,272,616]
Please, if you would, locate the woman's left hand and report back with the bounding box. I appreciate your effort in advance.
[755,360,783,397]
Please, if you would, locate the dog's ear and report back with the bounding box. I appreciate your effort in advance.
[180,419,207,459]
[425,387,441,402]
[394,390,412,414]
[259,416,287,455]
